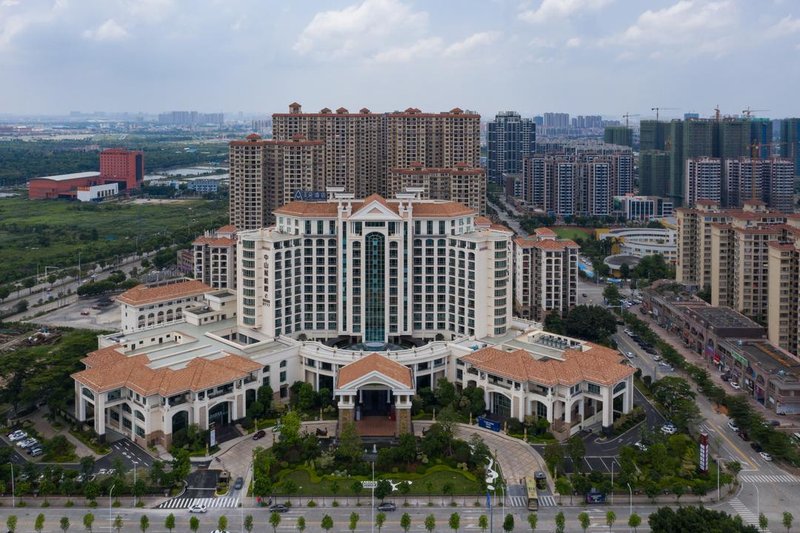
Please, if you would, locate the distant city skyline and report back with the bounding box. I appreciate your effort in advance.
[1,0,799,118]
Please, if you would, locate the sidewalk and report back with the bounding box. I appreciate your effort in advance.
[27,411,100,459]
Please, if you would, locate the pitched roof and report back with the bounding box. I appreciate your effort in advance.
[193,236,235,246]
[273,195,476,219]
[461,344,634,387]
[73,348,262,396]
[337,353,413,389]
[116,280,213,307]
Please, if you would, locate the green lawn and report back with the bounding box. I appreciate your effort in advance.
[0,197,227,284]
[552,226,592,241]
[276,465,482,497]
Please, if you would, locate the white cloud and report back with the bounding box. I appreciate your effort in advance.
[82,19,129,41]
[124,0,175,24]
[294,0,428,59]
[565,37,581,47]
[603,0,738,57]
[519,0,613,24]
[444,31,499,56]
[770,15,800,35]
[371,37,443,63]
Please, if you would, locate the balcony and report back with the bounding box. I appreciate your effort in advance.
[168,394,189,407]
[208,385,234,399]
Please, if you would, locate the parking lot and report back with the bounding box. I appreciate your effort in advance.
[31,295,120,331]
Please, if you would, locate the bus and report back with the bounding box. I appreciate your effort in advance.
[524,477,539,511]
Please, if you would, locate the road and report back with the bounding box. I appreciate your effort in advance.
[487,200,527,237]
[0,503,666,532]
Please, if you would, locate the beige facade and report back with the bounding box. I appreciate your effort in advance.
[513,228,579,321]
[387,163,486,215]
[193,225,238,290]
[768,241,800,354]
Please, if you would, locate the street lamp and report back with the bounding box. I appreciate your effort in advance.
[109,483,116,529]
[755,484,760,519]
[10,461,15,508]
[626,482,632,522]
[371,461,375,533]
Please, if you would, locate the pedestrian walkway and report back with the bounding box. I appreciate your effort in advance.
[508,495,525,507]
[729,497,767,530]
[741,474,800,483]
[538,495,557,507]
[157,496,240,509]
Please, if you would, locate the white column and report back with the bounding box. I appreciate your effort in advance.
[95,395,106,436]
[601,387,613,428]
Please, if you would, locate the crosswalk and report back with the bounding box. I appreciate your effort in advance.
[729,497,767,530]
[538,495,557,507]
[741,474,800,483]
[158,496,240,509]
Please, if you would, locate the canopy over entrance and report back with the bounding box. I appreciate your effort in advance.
[334,353,415,437]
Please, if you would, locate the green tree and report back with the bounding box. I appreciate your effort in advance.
[60,517,70,532]
[244,515,254,533]
[282,479,298,505]
[349,512,360,533]
[113,516,123,533]
[555,476,573,505]
[527,513,538,532]
[578,512,590,532]
[375,479,392,502]
[330,479,340,502]
[567,435,586,473]
[563,305,618,343]
[543,442,564,476]
[555,511,565,533]
[443,481,455,504]
[270,512,281,533]
[399,479,411,504]
[628,513,641,532]
[35,514,45,533]
[606,511,616,528]
[165,514,175,533]
[336,421,363,465]
[281,410,302,442]
[351,480,364,504]
[83,481,100,502]
[603,283,622,307]
[320,514,334,532]
[295,516,305,532]
[401,513,412,532]
[6,515,17,533]
[784,511,794,532]
[376,512,386,532]
[449,512,461,532]
[218,516,228,532]
[425,514,436,533]
[83,513,94,533]
[189,516,199,533]
[503,514,515,532]
[171,448,191,481]
[139,515,149,533]
[760,513,769,532]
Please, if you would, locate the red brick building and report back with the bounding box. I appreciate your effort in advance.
[100,148,144,190]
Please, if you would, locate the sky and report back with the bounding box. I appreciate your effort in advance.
[1,0,799,120]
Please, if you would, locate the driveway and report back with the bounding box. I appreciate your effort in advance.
[95,438,153,471]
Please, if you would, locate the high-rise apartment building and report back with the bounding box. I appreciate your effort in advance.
[781,118,800,178]
[640,120,670,151]
[387,164,486,215]
[487,111,536,184]
[603,126,633,148]
[685,157,722,207]
[522,147,633,217]
[193,225,238,290]
[543,112,570,129]
[228,134,326,230]
[238,193,513,342]
[513,228,578,321]
[639,151,670,197]
[724,157,795,213]
[271,103,480,199]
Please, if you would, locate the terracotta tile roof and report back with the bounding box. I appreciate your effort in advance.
[217,225,237,233]
[475,216,492,226]
[116,280,213,307]
[73,348,261,396]
[337,353,413,389]
[81,345,126,368]
[461,344,634,387]
[412,202,475,217]
[193,236,236,246]
[532,239,578,250]
[534,228,557,236]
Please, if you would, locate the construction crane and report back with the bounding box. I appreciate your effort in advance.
[714,105,721,121]
[742,107,769,118]
[651,107,679,122]
[622,112,640,128]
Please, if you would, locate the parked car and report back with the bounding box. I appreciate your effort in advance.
[18,438,38,449]
[634,441,649,452]
[269,504,289,513]
[377,502,397,512]
[728,420,739,432]
[29,447,44,457]
[751,442,763,453]
[660,424,677,435]
[730,381,741,390]
[188,503,207,513]
[767,420,781,427]
[209,530,230,533]
[252,430,266,440]
[759,451,773,462]
[737,430,750,441]
[625,351,634,359]
[233,477,244,490]
[80,310,90,316]
[652,355,662,362]
[8,430,27,442]
[534,471,547,489]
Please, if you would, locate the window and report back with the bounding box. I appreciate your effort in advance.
[588,383,601,395]
[280,371,287,382]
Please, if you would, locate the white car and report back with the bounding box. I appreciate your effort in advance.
[633,441,649,452]
[730,381,741,390]
[652,355,662,362]
[8,430,27,442]
[727,420,739,432]
[759,452,773,462]
[625,351,635,359]
[188,503,207,513]
[661,424,677,435]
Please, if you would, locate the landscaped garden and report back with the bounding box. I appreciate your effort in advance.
[252,410,494,505]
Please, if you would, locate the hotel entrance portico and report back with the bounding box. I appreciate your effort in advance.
[334,353,415,437]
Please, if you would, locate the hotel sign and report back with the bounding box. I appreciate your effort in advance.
[294,190,328,201]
